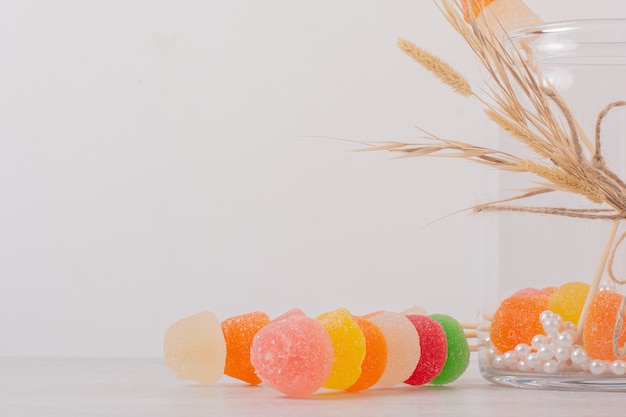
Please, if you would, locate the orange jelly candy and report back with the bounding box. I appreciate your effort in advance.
[345,315,388,392]
[490,288,549,353]
[583,290,626,361]
[221,311,270,385]
[461,0,496,19]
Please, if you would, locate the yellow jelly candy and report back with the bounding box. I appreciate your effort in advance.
[548,282,590,325]
[316,308,366,390]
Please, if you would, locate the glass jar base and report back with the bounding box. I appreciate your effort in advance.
[481,368,626,391]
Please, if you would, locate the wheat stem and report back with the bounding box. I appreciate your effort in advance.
[577,220,621,342]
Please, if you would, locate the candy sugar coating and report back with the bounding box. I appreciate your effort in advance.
[367,311,421,387]
[345,316,388,392]
[316,308,367,390]
[401,305,428,316]
[274,308,306,321]
[221,311,270,385]
[250,314,333,397]
[163,311,226,385]
[548,282,590,326]
[429,314,470,385]
[404,315,448,386]
[490,288,549,353]
[542,286,558,295]
[582,290,626,361]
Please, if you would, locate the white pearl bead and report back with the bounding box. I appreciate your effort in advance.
[537,344,555,361]
[570,347,588,365]
[525,352,541,369]
[589,360,606,375]
[503,351,516,367]
[556,331,575,348]
[555,346,571,362]
[514,343,531,359]
[611,360,626,376]
[517,360,530,372]
[542,359,560,374]
[531,334,547,350]
[543,318,561,335]
[492,355,506,369]
[540,310,555,322]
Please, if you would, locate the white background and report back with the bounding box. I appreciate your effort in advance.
[1,1,625,357]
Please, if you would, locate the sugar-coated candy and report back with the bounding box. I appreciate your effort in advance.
[250,310,333,397]
[490,288,549,353]
[429,314,470,385]
[345,316,388,392]
[316,308,366,390]
[221,311,270,385]
[542,286,558,295]
[460,0,496,18]
[548,282,590,326]
[583,291,626,361]
[401,305,428,316]
[462,0,542,41]
[404,315,448,386]
[163,311,226,385]
[366,311,421,387]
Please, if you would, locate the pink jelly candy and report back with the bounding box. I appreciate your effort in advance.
[404,314,448,386]
[250,310,333,396]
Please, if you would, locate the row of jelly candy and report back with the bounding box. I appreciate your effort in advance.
[251,309,468,395]
[163,308,470,396]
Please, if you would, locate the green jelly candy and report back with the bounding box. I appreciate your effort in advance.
[429,314,470,385]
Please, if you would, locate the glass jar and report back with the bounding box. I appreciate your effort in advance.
[478,19,626,389]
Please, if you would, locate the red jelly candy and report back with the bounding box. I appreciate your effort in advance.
[404,315,447,386]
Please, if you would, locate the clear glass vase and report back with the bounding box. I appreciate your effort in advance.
[478,19,626,390]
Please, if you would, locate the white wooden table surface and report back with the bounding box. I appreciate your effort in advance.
[2,357,625,416]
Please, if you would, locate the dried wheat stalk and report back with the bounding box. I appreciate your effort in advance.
[387,0,626,218]
[381,0,626,347]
